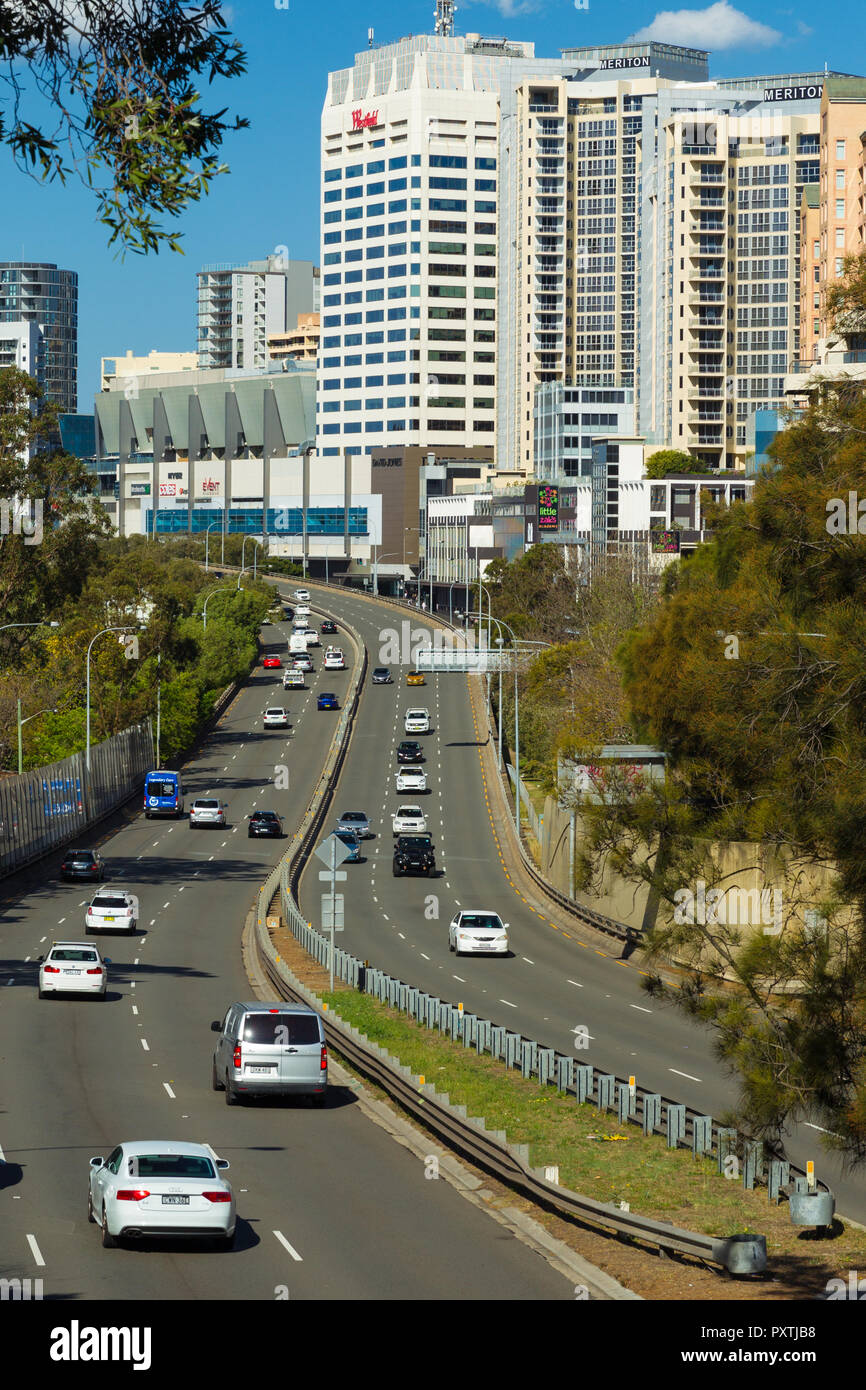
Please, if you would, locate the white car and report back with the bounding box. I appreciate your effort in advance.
[404,708,430,734]
[303,628,320,647]
[395,767,427,793]
[292,653,313,672]
[263,707,290,729]
[189,798,226,829]
[39,941,109,997]
[283,669,305,689]
[292,614,308,630]
[449,910,510,957]
[88,1140,235,1249]
[85,889,139,932]
[295,604,311,618]
[392,804,427,835]
[294,589,310,603]
[324,649,345,670]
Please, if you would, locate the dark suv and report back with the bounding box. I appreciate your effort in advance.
[396,740,424,764]
[393,834,436,877]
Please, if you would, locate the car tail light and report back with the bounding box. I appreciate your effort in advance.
[232,1044,242,1070]
[320,1043,328,1071]
[202,1191,232,1203]
[115,1189,150,1201]
[86,967,104,975]
[89,864,99,872]
[44,965,59,973]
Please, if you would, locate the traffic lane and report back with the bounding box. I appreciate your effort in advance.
[302,592,866,1210]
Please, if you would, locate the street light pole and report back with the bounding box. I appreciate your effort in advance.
[86,626,133,774]
[205,521,219,572]
[202,586,235,631]
[494,636,504,771]
[468,611,521,838]
[17,703,57,774]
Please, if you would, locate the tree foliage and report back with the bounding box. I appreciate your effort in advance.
[644,449,707,479]
[0,0,248,254]
[573,384,866,1161]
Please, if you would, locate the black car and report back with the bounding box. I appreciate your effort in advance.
[371,667,392,684]
[321,619,338,635]
[396,741,424,764]
[60,849,105,881]
[393,834,436,877]
[248,810,283,838]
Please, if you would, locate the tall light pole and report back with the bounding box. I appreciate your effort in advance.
[468,611,521,838]
[238,535,263,588]
[404,526,421,604]
[204,520,220,572]
[86,626,135,774]
[17,703,57,775]
[494,636,504,771]
[0,620,60,636]
[202,586,236,631]
[372,551,402,597]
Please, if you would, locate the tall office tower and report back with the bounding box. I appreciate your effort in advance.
[197,255,319,370]
[0,262,78,411]
[319,33,580,466]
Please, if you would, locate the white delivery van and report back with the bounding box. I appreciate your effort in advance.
[289,631,308,655]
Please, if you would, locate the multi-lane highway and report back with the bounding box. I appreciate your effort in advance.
[0,608,572,1300]
[296,583,866,1225]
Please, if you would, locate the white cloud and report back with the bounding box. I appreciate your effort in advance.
[629,2,782,49]
[467,0,543,18]
[795,19,813,36]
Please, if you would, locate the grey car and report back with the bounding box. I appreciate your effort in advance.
[190,798,227,828]
[211,1001,327,1106]
[336,811,371,839]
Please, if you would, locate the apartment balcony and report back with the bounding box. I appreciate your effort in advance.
[686,410,724,424]
[688,196,725,212]
[688,263,724,279]
[687,289,725,307]
[693,170,725,184]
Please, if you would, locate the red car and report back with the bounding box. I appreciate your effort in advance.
[262,656,282,669]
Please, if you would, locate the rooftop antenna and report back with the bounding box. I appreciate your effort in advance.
[368,26,374,47]
[434,0,456,37]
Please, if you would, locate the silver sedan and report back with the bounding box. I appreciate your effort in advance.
[189,799,227,828]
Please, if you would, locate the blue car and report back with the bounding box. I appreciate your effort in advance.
[334,830,362,862]
[317,692,339,710]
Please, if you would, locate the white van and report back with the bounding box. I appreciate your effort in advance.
[289,632,308,655]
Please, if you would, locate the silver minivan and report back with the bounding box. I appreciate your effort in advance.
[211,1001,328,1107]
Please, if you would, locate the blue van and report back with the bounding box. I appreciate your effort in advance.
[143,770,185,819]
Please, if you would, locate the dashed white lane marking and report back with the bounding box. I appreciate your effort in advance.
[669,1068,701,1083]
[273,1230,303,1261]
[39,937,46,943]
[134,957,140,966]
[149,919,155,927]
[567,979,583,988]
[0,1141,5,1160]
[453,974,465,982]
[382,914,389,921]
[163,1082,176,1099]
[58,917,65,925]
[26,1234,45,1267]
[132,1005,138,1015]
[630,1004,653,1014]
[522,957,535,965]
[141,1039,150,1052]
[162,902,170,910]
[499,998,517,1008]
[804,1122,841,1136]
[420,952,430,960]
[178,886,185,893]
[24,956,30,963]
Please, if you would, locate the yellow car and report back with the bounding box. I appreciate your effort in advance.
[406,670,426,686]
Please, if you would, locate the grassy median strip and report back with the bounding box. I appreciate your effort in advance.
[320,985,866,1274]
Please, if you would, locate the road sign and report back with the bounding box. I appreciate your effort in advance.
[318,870,347,882]
[322,894,345,930]
[314,833,353,869]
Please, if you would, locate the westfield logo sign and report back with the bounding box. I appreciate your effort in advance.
[351,108,379,131]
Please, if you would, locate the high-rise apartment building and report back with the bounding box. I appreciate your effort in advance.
[321,31,860,476]
[197,256,320,370]
[0,262,78,411]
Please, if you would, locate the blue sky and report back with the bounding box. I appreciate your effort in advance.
[0,0,860,409]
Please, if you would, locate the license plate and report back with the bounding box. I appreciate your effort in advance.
[65,969,82,975]
[103,916,115,923]
[162,1195,189,1205]
[248,1065,275,1075]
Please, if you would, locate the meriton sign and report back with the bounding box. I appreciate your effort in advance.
[351,109,379,131]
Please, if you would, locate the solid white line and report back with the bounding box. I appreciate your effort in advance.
[567,979,583,988]
[141,1039,150,1052]
[163,1082,176,1099]
[669,1068,701,1083]
[26,1234,45,1267]
[630,1004,653,1014]
[499,998,517,1008]
[273,1230,303,1261]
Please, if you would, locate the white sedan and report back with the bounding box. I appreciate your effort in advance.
[263,707,291,729]
[323,649,345,670]
[39,942,109,997]
[86,889,139,933]
[88,1140,235,1249]
[392,804,428,835]
[395,767,427,794]
[448,910,510,957]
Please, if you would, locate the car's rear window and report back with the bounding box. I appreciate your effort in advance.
[132,1154,216,1179]
[147,780,176,797]
[255,812,279,822]
[68,851,95,861]
[265,709,285,716]
[92,896,128,908]
[399,837,432,849]
[195,800,220,809]
[243,1014,321,1045]
[51,949,98,962]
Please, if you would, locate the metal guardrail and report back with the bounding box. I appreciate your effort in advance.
[246,583,795,1274]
